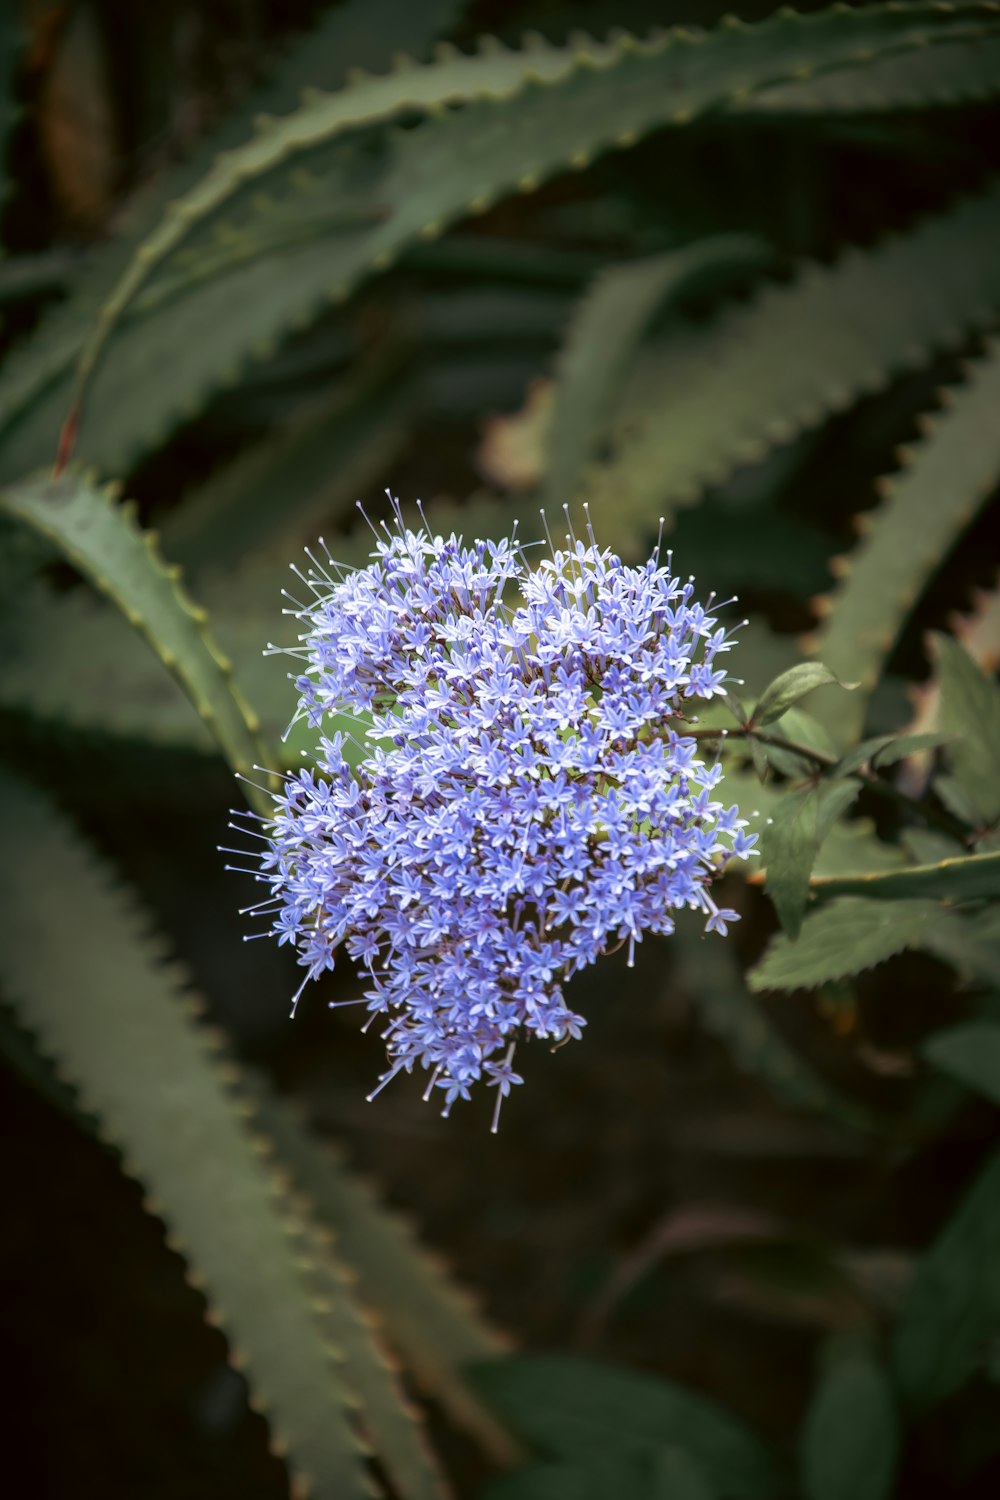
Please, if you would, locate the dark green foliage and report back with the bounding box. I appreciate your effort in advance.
[3,2,1000,1495]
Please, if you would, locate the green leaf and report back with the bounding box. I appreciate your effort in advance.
[246,1087,518,1465]
[801,1346,898,1500]
[761,784,858,937]
[484,1450,716,1500]
[921,909,1000,988]
[0,472,273,814]
[581,181,1000,547]
[931,631,1000,824]
[674,921,879,1133]
[745,28,1000,115]
[544,235,770,506]
[748,898,941,992]
[923,1023,1000,1106]
[893,1148,1000,1406]
[754,663,855,726]
[471,1355,778,1500]
[0,769,373,1498]
[5,5,997,479]
[761,788,820,938]
[810,339,1000,745]
[810,848,1000,903]
[833,732,950,779]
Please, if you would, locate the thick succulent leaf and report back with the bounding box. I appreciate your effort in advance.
[809,339,1000,745]
[809,848,1000,902]
[0,768,372,1498]
[744,28,1000,114]
[579,183,1000,553]
[929,631,1000,824]
[748,898,942,991]
[800,1345,898,1500]
[923,1022,1000,1106]
[4,5,996,478]
[0,472,273,813]
[674,922,878,1133]
[248,1087,517,1464]
[543,235,769,506]
[892,1147,1000,1405]
[165,361,418,575]
[471,1355,778,1500]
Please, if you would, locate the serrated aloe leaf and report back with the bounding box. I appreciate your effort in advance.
[745,27,1000,114]
[5,4,995,479]
[810,340,1000,745]
[248,1087,517,1464]
[893,1147,1000,1405]
[0,768,371,1498]
[800,1345,898,1500]
[923,1022,1000,1106]
[810,847,1000,903]
[580,183,1000,551]
[0,472,273,814]
[543,234,769,506]
[471,1354,778,1500]
[929,631,1000,824]
[748,898,941,992]
[164,360,418,575]
[674,922,877,1133]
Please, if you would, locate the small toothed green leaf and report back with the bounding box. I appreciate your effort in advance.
[833,732,950,778]
[801,1345,898,1500]
[0,472,273,814]
[754,663,856,726]
[762,782,860,938]
[748,899,941,992]
[893,1148,1000,1405]
[923,1023,1000,1107]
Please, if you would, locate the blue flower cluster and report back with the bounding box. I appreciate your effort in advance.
[249,506,755,1126]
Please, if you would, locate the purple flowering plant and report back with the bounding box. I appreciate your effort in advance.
[242,500,756,1128]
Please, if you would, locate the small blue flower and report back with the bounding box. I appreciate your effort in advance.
[242,501,756,1128]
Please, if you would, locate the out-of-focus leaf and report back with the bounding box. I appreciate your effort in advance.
[471,1356,778,1500]
[749,898,940,991]
[0,769,374,1499]
[893,1149,1000,1405]
[930,632,1000,824]
[0,471,273,813]
[675,920,878,1132]
[754,663,855,726]
[483,1449,716,1500]
[581,183,1000,549]
[833,732,950,778]
[544,235,769,506]
[801,1344,898,1500]
[923,1023,1000,1106]
[810,340,1000,745]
